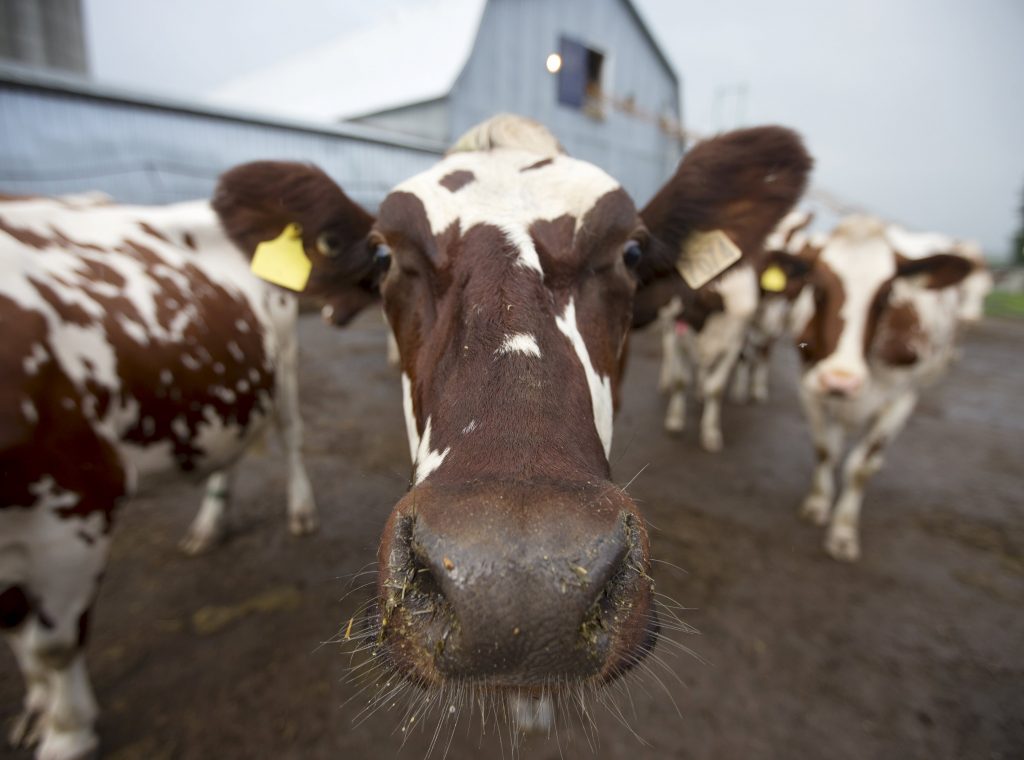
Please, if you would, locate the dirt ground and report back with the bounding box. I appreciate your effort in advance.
[2,311,1021,760]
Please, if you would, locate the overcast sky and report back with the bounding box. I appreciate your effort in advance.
[84,0,1024,257]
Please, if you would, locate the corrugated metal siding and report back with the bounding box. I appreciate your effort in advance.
[450,0,683,204]
[0,72,444,210]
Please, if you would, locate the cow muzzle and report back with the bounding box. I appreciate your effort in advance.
[373,481,656,690]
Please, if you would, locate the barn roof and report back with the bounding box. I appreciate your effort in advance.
[207,0,679,125]
[207,0,487,122]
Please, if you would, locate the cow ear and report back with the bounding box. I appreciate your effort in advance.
[895,253,973,289]
[631,127,812,326]
[212,161,378,292]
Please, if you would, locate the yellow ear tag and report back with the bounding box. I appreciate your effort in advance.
[250,223,311,292]
[676,229,742,289]
[760,264,787,293]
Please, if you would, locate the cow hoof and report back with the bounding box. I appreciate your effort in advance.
[8,707,44,748]
[664,416,685,434]
[289,510,319,536]
[799,495,830,526]
[700,430,723,452]
[825,528,860,562]
[37,729,98,760]
[179,527,222,556]
[37,728,97,760]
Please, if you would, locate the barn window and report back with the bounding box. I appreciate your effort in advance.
[555,37,605,118]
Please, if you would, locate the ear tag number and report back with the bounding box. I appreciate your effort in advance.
[760,264,788,292]
[676,229,742,289]
[251,223,311,292]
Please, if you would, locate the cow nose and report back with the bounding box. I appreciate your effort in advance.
[377,490,653,686]
[818,368,863,397]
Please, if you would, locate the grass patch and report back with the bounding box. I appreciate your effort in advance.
[985,291,1024,319]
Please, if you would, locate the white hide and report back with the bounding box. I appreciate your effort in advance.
[555,299,614,458]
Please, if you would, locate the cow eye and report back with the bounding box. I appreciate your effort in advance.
[317,231,342,257]
[623,240,643,269]
[374,243,393,266]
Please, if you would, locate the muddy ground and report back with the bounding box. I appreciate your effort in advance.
[2,312,1022,760]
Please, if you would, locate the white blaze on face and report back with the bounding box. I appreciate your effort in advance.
[555,298,614,459]
[804,226,896,394]
[496,332,541,357]
[401,372,420,463]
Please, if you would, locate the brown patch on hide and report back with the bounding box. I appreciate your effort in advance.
[139,221,171,243]
[797,261,846,366]
[439,170,475,193]
[521,158,554,172]
[0,216,50,249]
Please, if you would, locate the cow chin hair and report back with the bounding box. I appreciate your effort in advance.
[329,567,700,757]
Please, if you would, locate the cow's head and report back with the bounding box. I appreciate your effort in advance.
[357,116,811,697]
[212,161,384,325]
[314,116,809,701]
[779,215,972,398]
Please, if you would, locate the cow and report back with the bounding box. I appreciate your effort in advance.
[777,214,979,561]
[654,201,816,451]
[729,209,816,404]
[0,163,380,760]
[316,115,811,726]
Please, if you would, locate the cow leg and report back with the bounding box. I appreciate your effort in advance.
[799,393,844,526]
[698,340,744,452]
[4,515,110,760]
[3,586,48,748]
[179,469,234,555]
[729,347,752,404]
[826,392,918,562]
[662,340,691,433]
[274,335,318,536]
[750,341,772,403]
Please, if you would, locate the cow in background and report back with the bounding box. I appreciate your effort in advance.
[779,215,977,561]
[730,209,816,404]
[0,165,379,759]
[655,200,813,452]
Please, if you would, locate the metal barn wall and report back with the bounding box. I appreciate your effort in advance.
[0,68,445,210]
[450,0,683,204]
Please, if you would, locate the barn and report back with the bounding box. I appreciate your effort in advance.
[0,0,683,208]
[212,0,685,203]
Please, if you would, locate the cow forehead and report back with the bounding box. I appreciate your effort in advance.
[390,149,624,239]
[820,234,896,295]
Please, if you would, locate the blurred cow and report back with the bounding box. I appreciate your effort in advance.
[0,165,379,759]
[655,205,814,451]
[730,209,816,404]
[779,215,980,561]
[315,115,810,721]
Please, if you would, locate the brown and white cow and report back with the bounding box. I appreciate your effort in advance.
[654,198,814,451]
[779,215,978,561]
[0,164,379,759]
[317,115,811,721]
